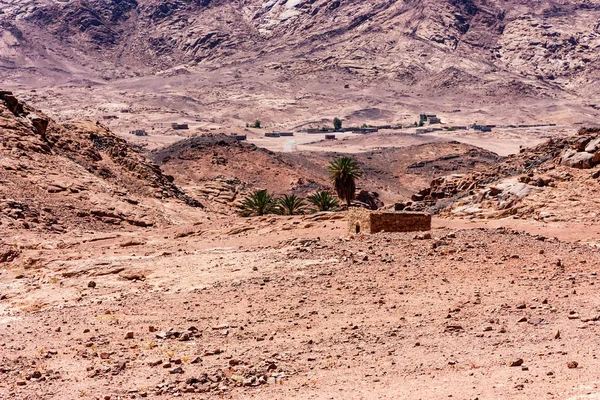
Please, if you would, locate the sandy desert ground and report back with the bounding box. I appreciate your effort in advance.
[4,215,600,399]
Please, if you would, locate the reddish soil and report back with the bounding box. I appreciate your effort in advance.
[3,218,600,399]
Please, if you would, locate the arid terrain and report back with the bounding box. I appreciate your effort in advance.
[3,0,600,399]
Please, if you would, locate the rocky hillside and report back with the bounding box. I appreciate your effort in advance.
[407,127,600,223]
[151,134,499,212]
[0,91,201,233]
[1,0,599,97]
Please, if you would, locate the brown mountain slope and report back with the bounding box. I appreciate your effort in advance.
[150,134,500,211]
[3,0,599,95]
[0,91,201,233]
[2,0,600,134]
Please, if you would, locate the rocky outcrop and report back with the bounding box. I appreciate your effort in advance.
[0,91,201,232]
[355,190,384,210]
[408,128,600,218]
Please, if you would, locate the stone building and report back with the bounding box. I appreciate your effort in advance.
[171,123,189,130]
[347,208,431,234]
[130,129,148,136]
[231,133,247,140]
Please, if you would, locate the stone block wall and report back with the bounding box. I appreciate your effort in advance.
[348,208,431,234]
[370,212,431,233]
[347,208,372,234]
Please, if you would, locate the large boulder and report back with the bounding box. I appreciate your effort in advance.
[355,190,384,210]
[561,150,595,169]
[585,137,600,153]
[575,136,592,151]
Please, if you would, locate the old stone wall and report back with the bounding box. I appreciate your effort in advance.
[348,208,431,234]
[347,208,372,234]
[370,212,431,233]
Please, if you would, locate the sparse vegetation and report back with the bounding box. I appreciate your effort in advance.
[237,189,277,216]
[327,156,362,206]
[307,191,339,212]
[277,194,307,215]
[253,120,262,129]
[333,117,342,131]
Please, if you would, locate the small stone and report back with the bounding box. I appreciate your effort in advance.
[99,352,110,359]
[125,331,134,339]
[16,380,26,386]
[170,367,184,374]
[88,281,96,288]
[149,326,157,333]
[517,317,528,323]
[190,356,202,364]
[521,365,529,371]
[31,371,42,379]
[509,359,524,367]
[567,361,578,369]
[516,303,526,309]
[148,360,162,367]
[555,330,561,339]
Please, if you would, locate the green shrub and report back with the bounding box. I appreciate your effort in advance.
[333,117,342,131]
[238,190,277,216]
[307,191,339,212]
[277,194,307,215]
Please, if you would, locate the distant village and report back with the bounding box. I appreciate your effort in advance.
[122,113,557,142]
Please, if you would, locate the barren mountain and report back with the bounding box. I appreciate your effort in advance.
[2,0,600,134]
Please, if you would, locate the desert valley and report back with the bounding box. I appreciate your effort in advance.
[3,0,600,399]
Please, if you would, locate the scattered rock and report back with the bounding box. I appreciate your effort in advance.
[509,359,524,367]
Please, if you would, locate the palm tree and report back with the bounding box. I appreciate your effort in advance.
[327,157,362,206]
[237,190,277,216]
[307,191,339,212]
[277,194,307,215]
[333,117,342,131]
